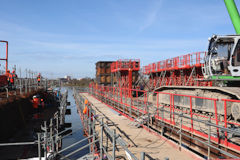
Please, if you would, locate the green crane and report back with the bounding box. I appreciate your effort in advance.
[202,0,240,82]
[224,0,240,34]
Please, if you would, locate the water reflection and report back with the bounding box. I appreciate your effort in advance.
[60,87,89,159]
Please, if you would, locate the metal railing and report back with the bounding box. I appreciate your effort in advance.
[0,89,69,160]
[1,78,51,99]
[73,87,152,160]
[89,84,240,159]
[143,52,206,74]
[0,86,163,159]
[0,86,155,159]
[111,59,140,72]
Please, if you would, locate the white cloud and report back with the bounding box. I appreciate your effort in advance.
[139,0,163,32]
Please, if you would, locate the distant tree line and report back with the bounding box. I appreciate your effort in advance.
[64,77,94,87]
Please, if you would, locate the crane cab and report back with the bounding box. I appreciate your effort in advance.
[203,35,240,83]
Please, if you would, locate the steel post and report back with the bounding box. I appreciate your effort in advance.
[161,106,164,136]
[88,107,92,153]
[208,117,211,160]
[148,113,150,129]
[44,121,47,159]
[179,112,182,151]
[20,79,22,95]
[50,118,54,152]
[140,152,145,160]
[37,133,41,160]
[92,110,96,156]
[100,118,104,160]
[106,127,108,152]
[113,129,116,160]
[130,96,132,117]
[5,88,8,99]
[29,78,31,92]
[25,79,27,93]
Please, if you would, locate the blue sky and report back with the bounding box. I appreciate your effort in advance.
[0,0,240,78]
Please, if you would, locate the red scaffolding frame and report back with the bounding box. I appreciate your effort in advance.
[142,52,212,90]
[0,40,8,74]
[0,41,9,88]
[89,83,240,156]
[111,59,140,97]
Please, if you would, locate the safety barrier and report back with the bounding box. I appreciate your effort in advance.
[89,84,240,159]
[1,78,52,99]
[111,59,140,72]
[0,90,69,159]
[155,92,240,158]
[73,87,154,160]
[143,52,206,74]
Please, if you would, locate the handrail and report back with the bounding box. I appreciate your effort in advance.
[111,59,140,72]
[74,88,140,160]
[88,84,240,159]
[143,52,206,74]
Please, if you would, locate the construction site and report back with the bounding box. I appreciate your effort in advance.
[1,0,240,160]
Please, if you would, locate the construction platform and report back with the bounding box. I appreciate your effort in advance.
[78,92,203,160]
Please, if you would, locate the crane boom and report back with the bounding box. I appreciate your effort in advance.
[224,0,240,34]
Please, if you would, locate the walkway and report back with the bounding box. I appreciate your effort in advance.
[80,93,203,160]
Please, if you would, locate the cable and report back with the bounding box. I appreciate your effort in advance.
[144,111,181,149]
[131,127,144,141]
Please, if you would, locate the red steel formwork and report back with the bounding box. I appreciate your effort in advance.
[89,83,240,159]
[111,59,140,97]
[143,52,212,90]
[0,41,8,88]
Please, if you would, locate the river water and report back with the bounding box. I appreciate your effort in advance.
[60,87,89,159]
